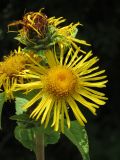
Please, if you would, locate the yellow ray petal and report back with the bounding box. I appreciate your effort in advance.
[54,100,61,131]
[71,41,87,54]
[80,87,108,101]
[17,73,40,79]
[25,54,46,71]
[66,96,87,125]
[83,86,105,97]
[35,96,52,120]
[79,66,99,76]
[70,37,91,46]
[60,44,64,65]
[72,92,98,114]
[81,80,108,88]
[45,50,57,67]
[44,99,55,128]
[16,81,42,91]
[23,91,43,110]
[81,75,107,81]
[64,48,73,65]
[26,64,47,75]
[73,51,92,69]
[80,70,106,79]
[41,98,54,124]
[61,100,65,132]
[76,88,106,105]
[51,101,57,127]
[30,98,45,118]
[67,47,80,67]
[55,18,66,26]
[76,57,99,72]
[62,100,70,128]
[68,55,83,69]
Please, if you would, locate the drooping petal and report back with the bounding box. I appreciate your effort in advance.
[61,100,65,132]
[80,80,108,88]
[66,96,87,125]
[72,92,98,114]
[44,99,55,128]
[83,86,106,97]
[33,95,52,120]
[54,100,61,131]
[62,99,71,128]
[41,97,54,124]
[51,101,57,127]
[76,88,106,105]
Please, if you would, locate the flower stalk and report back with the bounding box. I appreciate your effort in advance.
[35,132,45,160]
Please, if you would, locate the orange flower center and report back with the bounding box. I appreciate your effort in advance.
[44,66,77,97]
[0,54,27,77]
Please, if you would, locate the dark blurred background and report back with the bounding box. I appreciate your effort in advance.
[0,0,120,160]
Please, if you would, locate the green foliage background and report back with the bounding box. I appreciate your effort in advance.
[0,0,120,160]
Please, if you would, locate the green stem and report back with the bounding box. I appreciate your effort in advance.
[35,132,45,160]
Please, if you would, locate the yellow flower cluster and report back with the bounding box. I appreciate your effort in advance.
[0,9,108,132]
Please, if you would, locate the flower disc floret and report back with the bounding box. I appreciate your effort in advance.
[44,66,77,98]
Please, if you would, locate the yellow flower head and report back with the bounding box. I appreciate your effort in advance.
[0,47,41,100]
[8,9,90,53]
[16,48,108,132]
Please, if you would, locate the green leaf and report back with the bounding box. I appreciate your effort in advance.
[64,121,90,160]
[14,125,36,151]
[14,90,39,115]
[10,113,38,128]
[44,126,60,146]
[10,113,31,123]
[0,92,6,129]
[14,123,60,151]
[15,97,28,115]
